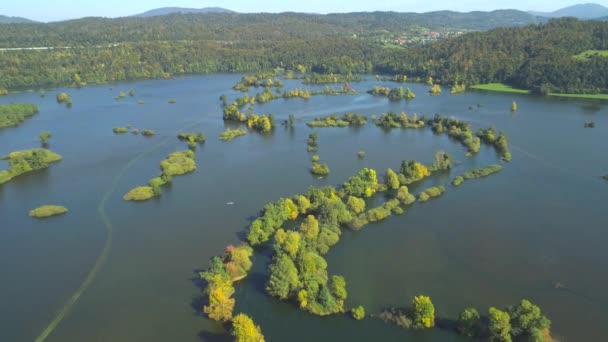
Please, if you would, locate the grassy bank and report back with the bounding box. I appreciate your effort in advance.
[548,93,608,100]
[470,83,530,94]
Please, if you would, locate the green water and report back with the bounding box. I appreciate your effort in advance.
[0,75,606,341]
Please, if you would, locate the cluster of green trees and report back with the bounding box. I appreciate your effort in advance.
[0,103,38,129]
[418,186,446,202]
[141,129,155,136]
[233,73,283,92]
[113,127,129,134]
[247,113,275,133]
[311,155,330,176]
[368,86,416,100]
[39,131,52,147]
[178,132,206,149]
[477,127,512,161]
[452,164,504,186]
[28,205,68,219]
[0,148,62,185]
[307,113,367,128]
[56,92,73,107]
[307,133,319,152]
[378,295,436,329]
[457,300,552,342]
[375,112,425,129]
[123,150,196,201]
[428,115,481,156]
[219,128,248,141]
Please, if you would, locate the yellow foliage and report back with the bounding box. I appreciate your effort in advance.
[232,313,266,342]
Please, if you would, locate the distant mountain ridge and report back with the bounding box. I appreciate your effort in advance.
[133,7,234,17]
[528,3,608,19]
[0,15,37,24]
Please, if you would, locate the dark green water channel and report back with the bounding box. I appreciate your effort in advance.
[0,75,607,341]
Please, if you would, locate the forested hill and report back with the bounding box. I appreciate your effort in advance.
[0,10,537,48]
[380,18,608,94]
[0,17,606,95]
[0,15,36,24]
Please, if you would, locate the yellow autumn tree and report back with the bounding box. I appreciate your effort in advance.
[413,162,430,179]
[231,313,266,342]
[285,198,299,220]
[203,275,235,322]
[413,295,435,329]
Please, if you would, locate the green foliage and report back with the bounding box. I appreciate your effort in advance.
[39,131,52,146]
[385,168,400,190]
[413,295,435,329]
[219,128,248,141]
[178,132,206,143]
[489,307,512,342]
[452,176,464,187]
[224,244,254,281]
[470,83,529,94]
[311,161,330,176]
[418,186,446,202]
[461,164,503,180]
[267,253,300,299]
[357,151,365,159]
[508,299,551,338]
[307,133,319,152]
[400,160,431,184]
[141,129,155,136]
[113,127,128,134]
[396,186,416,205]
[352,306,366,320]
[346,196,366,215]
[342,168,378,197]
[160,150,196,176]
[429,115,481,155]
[477,128,511,161]
[247,114,274,133]
[0,104,38,129]
[56,92,70,103]
[307,113,366,127]
[0,148,62,185]
[457,307,481,337]
[29,205,68,218]
[368,86,415,100]
[429,151,452,172]
[123,186,156,201]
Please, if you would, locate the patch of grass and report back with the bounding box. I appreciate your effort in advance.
[573,50,608,60]
[470,83,530,94]
[160,150,196,176]
[29,205,68,218]
[548,93,608,100]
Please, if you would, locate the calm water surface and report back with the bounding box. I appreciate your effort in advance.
[0,75,607,341]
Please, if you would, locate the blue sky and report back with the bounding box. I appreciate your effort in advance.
[3,0,606,22]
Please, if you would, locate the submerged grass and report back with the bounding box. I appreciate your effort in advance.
[470,83,530,94]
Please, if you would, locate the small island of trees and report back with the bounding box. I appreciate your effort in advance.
[219,128,248,141]
[0,104,39,129]
[123,150,196,201]
[368,86,415,100]
[29,205,68,219]
[307,113,367,128]
[375,112,425,129]
[0,148,62,185]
